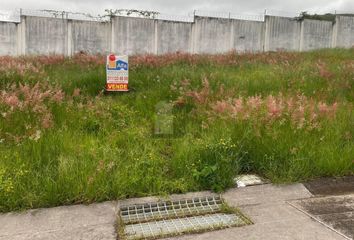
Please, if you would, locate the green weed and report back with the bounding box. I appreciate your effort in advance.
[0,49,353,212]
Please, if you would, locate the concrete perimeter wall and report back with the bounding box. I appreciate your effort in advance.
[301,19,333,51]
[25,16,67,55]
[157,20,192,54]
[265,16,301,51]
[336,16,354,48]
[0,21,17,55]
[0,14,354,56]
[193,17,232,54]
[232,19,264,52]
[71,20,111,55]
[113,16,155,55]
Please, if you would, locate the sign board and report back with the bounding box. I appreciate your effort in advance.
[106,54,129,92]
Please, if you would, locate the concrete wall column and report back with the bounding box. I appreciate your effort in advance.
[299,20,304,51]
[190,20,198,54]
[67,20,72,56]
[110,17,115,53]
[229,19,234,51]
[263,15,269,52]
[154,20,158,54]
[16,15,26,55]
[260,19,265,52]
[188,22,194,53]
[332,17,338,48]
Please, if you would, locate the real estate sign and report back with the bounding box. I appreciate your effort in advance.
[106,55,129,92]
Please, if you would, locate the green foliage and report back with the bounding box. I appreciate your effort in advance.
[0,49,353,212]
[103,9,160,19]
[192,138,241,192]
[299,12,336,21]
[299,12,354,22]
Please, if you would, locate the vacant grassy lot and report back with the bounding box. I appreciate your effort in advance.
[0,49,353,212]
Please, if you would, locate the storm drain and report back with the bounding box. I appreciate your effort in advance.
[118,196,252,240]
[120,196,222,224]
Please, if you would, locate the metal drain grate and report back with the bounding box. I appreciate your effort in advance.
[118,196,252,240]
[124,213,245,240]
[120,196,222,224]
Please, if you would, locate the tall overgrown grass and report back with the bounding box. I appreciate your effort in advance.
[0,49,353,212]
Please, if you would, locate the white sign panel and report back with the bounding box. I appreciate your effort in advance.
[106,54,129,92]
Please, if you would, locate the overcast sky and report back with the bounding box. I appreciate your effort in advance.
[1,0,354,17]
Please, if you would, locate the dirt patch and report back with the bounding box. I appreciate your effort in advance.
[298,196,354,215]
[291,195,354,239]
[304,175,354,196]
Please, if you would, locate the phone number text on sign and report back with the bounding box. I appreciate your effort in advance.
[106,55,129,92]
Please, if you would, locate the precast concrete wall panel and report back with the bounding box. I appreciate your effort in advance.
[266,16,301,51]
[0,21,17,55]
[232,19,264,52]
[113,16,155,55]
[25,16,67,55]
[156,20,192,54]
[302,19,333,51]
[194,17,231,54]
[71,20,110,55]
[336,16,354,48]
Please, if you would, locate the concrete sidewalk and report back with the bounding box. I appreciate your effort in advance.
[168,184,348,240]
[0,184,351,240]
